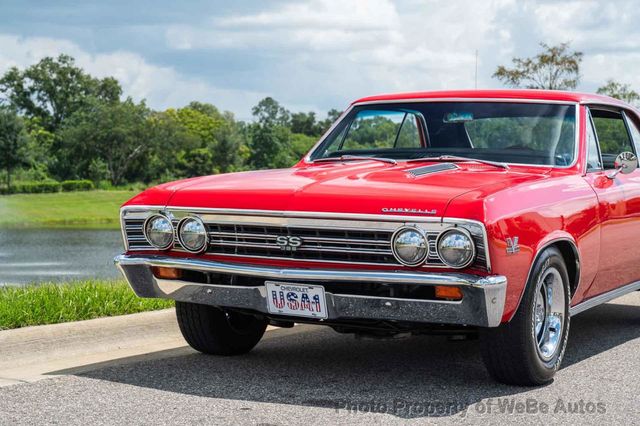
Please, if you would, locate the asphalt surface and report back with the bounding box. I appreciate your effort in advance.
[0,293,639,425]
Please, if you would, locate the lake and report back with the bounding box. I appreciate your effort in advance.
[0,229,124,285]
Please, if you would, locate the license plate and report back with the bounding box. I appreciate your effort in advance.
[265,281,328,319]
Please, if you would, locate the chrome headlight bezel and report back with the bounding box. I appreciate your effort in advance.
[177,216,208,253]
[143,214,174,250]
[391,226,429,266]
[436,227,476,269]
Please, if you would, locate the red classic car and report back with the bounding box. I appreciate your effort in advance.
[116,89,640,386]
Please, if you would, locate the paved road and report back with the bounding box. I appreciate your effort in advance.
[1,293,639,425]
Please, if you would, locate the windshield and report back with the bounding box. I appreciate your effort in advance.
[309,102,577,166]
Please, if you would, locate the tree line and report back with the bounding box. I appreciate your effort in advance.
[1,43,639,191]
[0,54,340,190]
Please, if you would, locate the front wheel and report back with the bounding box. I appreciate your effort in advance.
[176,301,268,355]
[480,247,570,386]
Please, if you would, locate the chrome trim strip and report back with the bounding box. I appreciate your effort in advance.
[115,254,505,287]
[407,163,459,177]
[355,97,579,106]
[208,241,391,255]
[579,100,633,108]
[210,232,390,246]
[570,280,640,316]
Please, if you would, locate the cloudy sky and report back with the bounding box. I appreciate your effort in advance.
[1,0,637,120]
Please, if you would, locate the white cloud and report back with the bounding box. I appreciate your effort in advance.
[6,0,640,119]
[0,34,266,119]
[165,0,517,110]
[528,0,640,90]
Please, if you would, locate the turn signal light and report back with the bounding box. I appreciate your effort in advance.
[151,266,182,280]
[434,285,463,301]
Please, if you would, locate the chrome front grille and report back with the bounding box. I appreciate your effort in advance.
[121,208,490,270]
[207,223,396,264]
[123,218,149,251]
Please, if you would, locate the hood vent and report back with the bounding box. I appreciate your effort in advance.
[407,163,458,177]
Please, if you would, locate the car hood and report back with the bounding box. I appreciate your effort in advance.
[128,161,550,218]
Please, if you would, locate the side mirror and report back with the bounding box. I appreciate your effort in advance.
[608,151,638,179]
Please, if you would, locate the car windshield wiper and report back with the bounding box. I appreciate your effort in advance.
[312,155,398,165]
[406,155,509,170]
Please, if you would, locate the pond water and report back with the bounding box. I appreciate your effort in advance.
[0,229,124,285]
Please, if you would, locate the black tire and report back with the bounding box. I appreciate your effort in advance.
[480,247,571,386]
[176,301,268,355]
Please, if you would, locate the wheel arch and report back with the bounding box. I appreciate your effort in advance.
[507,236,581,322]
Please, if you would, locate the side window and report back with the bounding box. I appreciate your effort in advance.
[586,114,602,172]
[624,112,640,154]
[591,109,635,169]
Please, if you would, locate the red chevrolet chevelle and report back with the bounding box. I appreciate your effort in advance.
[116,89,640,385]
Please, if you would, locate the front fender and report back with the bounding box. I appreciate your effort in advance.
[444,173,600,323]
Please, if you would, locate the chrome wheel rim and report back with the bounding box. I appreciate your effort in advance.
[533,267,565,362]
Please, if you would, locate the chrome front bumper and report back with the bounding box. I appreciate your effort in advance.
[115,255,507,327]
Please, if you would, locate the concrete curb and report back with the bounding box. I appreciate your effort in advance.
[0,308,291,387]
[0,309,184,386]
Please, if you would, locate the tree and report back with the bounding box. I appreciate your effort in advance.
[0,54,122,132]
[247,97,296,169]
[597,80,640,105]
[0,109,30,191]
[214,111,246,172]
[166,104,244,175]
[318,109,343,134]
[57,98,152,185]
[290,133,317,160]
[248,123,294,169]
[291,111,319,136]
[252,97,290,127]
[142,110,199,182]
[493,42,583,90]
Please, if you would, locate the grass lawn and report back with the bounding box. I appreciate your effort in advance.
[0,280,174,330]
[0,190,136,229]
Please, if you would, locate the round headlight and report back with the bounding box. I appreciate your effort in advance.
[437,228,475,268]
[144,215,174,250]
[391,226,429,266]
[178,217,208,253]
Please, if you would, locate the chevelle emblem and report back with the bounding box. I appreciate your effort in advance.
[276,236,303,251]
[382,207,437,215]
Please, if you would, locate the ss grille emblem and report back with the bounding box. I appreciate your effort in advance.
[276,236,303,252]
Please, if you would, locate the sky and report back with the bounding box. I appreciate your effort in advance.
[1,0,639,121]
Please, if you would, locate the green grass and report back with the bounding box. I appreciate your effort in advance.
[0,280,174,330]
[0,190,136,229]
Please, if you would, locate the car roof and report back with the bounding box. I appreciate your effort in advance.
[352,89,632,109]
